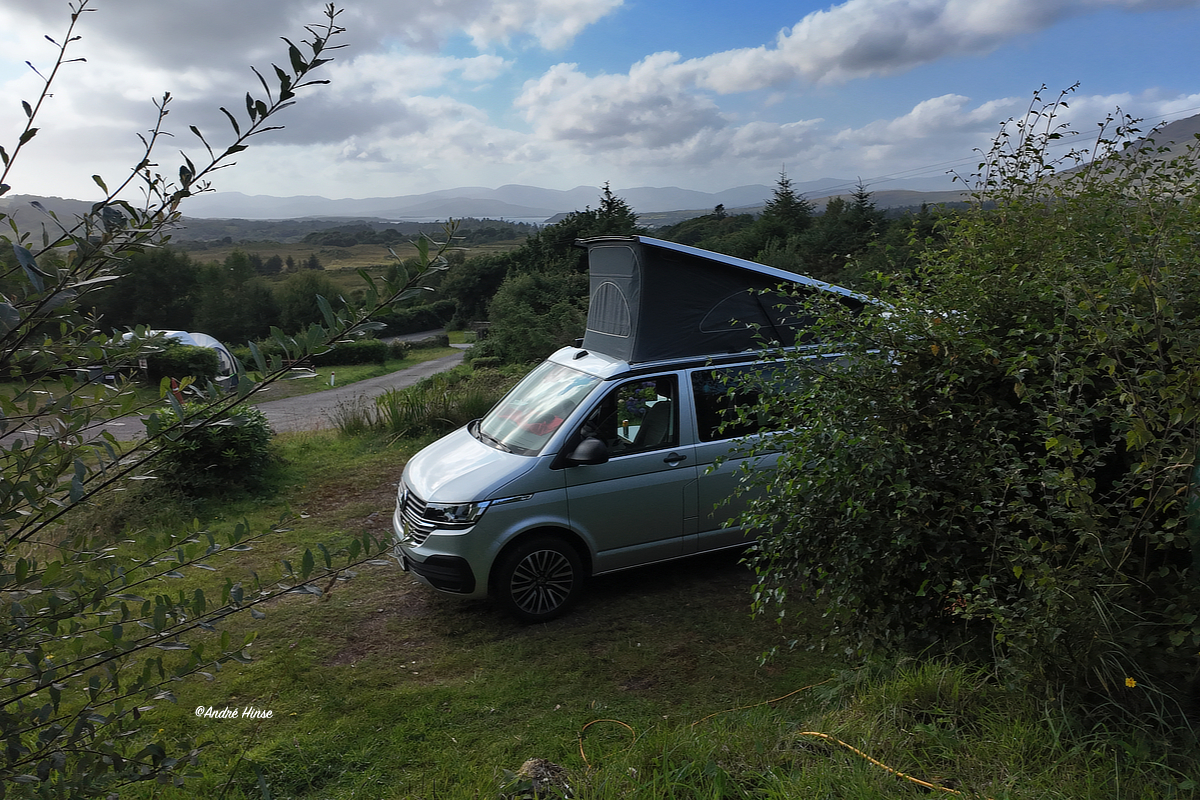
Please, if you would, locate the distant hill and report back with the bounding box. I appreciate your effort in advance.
[1130,113,1200,160]
[1,176,963,224]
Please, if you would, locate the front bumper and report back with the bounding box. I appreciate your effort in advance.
[392,504,479,595]
[399,549,476,594]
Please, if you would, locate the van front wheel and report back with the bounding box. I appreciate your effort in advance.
[494,536,584,622]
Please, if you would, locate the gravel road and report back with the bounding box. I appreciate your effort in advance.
[85,348,467,441]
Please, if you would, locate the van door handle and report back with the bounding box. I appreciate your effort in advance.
[663,452,687,465]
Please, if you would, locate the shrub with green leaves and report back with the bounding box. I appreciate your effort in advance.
[310,337,388,366]
[375,297,456,334]
[147,402,275,494]
[741,89,1200,712]
[144,341,219,384]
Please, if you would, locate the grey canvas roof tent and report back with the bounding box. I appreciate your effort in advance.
[576,235,872,364]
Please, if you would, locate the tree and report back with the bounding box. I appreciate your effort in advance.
[261,253,285,275]
[276,269,345,332]
[785,183,887,283]
[477,267,589,364]
[0,6,459,796]
[759,168,814,235]
[472,185,643,364]
[740,89,1200,714]
[438,251,510,325]
[191,254,282,342]
[86,247,201,331]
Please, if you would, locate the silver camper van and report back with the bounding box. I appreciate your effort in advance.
[391,236,867,621]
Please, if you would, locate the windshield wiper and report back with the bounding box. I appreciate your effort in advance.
[474,422,512,453]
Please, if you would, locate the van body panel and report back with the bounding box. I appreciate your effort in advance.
[404,427,541,503]
[398,483,571,597]
[692,438,779,553]
[564,445,698,572]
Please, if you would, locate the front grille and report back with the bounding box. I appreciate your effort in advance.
[398,486,436,546]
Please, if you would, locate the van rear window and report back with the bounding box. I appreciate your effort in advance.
[691,366,776,442]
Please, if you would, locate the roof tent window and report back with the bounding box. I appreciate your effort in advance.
[588,280,632,337]
[699,289,762,333]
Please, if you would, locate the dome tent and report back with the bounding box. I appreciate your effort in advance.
[122,330,237,389]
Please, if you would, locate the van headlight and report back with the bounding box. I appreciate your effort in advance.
[425,501,490,527]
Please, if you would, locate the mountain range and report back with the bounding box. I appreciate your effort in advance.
[0,177,966,233]
[4,112,1196,232]
[169,175,964,222]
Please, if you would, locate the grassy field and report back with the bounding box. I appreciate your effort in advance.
[51,420,1199,800]
[178,239,524,273]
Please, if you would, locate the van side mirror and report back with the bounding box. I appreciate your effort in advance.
[566,437,609,466]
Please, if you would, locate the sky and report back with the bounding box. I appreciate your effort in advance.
[2,0,1200,204]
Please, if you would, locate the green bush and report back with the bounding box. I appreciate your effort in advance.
[467,355,501,369]
[310,338,388,366]
[375,298,456,335]
[407,333,450,350]
[231,337,391,367]
[147,402,275,495]
[144,342,219,384]
[742,92,1200,711]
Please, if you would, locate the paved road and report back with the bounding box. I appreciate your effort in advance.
[86,348,467,441]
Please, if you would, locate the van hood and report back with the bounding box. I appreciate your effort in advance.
[404,426,537,502]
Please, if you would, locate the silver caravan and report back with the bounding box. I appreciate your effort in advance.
[391,236,868,621]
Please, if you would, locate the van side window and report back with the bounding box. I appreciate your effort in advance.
[691,366,775,442]
[580,376,678,455]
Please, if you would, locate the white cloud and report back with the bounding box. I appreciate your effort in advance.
[516,58,727,148]
[3,0,1198,201]
[545,0,1200,102]
[329,53,511,98]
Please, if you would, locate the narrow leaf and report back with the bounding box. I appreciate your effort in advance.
[12,244,44,292]
[219,107,241,136]
[287,42,305,74]
[0,302,20,334]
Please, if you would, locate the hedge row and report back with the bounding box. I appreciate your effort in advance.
[228,338,412,369]
[375,299,456,335]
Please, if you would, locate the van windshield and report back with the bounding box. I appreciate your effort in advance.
[476,361,602,455]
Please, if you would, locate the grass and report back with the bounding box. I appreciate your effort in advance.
[180,240,524,276]
[54,427,1200,800]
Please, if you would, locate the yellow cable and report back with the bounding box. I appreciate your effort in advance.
[797,731,962,795]
[690,678,832,726]
[578,718,636,769]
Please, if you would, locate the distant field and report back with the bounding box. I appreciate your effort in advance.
[176,238,525,271]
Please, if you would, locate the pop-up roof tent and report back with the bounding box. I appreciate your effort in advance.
[576,235,871,364]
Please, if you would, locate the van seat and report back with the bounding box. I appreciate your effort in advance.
[634,400,673,448]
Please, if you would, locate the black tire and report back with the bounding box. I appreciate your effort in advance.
[493,535,584,622]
